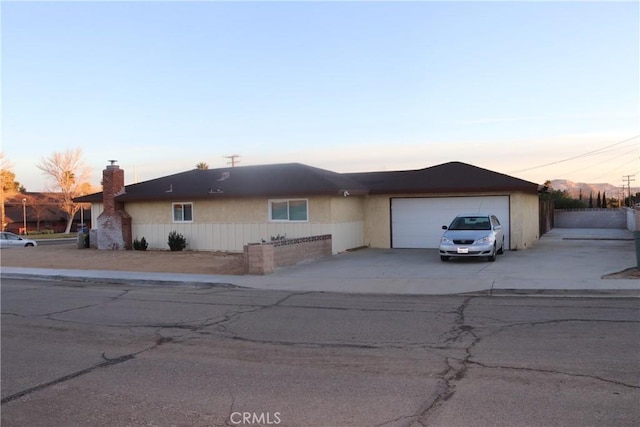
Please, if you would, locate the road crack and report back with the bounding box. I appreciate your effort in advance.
[467,360,640,389]
[416,296,479,425]
[1,353,135,405]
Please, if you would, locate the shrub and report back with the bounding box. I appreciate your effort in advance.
[26,230,55,235]
[167,231,186,251]
[133,236,148,251]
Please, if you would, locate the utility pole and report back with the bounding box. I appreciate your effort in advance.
[224,154,241,167]
[622,175,635,207]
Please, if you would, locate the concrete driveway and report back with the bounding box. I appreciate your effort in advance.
[2,228,638,295]
[234,228,639,295]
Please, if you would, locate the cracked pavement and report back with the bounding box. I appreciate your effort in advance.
[1,278,639,426]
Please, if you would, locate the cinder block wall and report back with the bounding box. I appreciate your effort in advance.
[554,209,627,229]
[244,235,332,275]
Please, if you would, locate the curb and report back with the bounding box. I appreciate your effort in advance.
[0,273,247,289]
[3,272,639,297]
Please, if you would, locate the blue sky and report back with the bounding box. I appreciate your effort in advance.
[2,0,638,191]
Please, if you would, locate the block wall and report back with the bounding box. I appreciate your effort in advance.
[244,235,332,275]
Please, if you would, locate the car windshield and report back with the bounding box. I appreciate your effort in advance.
[448,216,491,231]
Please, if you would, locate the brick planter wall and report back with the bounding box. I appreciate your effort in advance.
[244,235,332,275]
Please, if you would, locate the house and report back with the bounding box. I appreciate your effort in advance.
[3,193,91,234]
[75,161,540,253]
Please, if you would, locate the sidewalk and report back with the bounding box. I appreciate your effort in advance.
[2,228,639,296]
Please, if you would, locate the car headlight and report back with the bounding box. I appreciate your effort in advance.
[475,235,495,245]
[440,236,453,244]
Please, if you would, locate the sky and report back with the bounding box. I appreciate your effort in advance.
[1,0,639,192]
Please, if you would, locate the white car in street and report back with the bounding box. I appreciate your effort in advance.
[0,232,38,248]
[439,214,504,262]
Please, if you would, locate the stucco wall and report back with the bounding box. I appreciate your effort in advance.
[330,196,365,222]
[362,195,392,248]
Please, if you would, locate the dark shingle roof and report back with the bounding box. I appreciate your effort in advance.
[75,161,539,203]
[345,162,539,194]
[75,163,369,203]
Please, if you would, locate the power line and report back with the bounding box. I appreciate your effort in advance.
[563,146,639,179]
[588,157,640,181]
[509,134,639,174]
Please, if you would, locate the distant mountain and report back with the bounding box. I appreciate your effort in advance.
[549,179,638,200]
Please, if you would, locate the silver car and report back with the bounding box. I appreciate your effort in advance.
[0,232,38,248]
[439,214,504,262]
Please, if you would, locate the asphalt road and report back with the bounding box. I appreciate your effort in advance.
[1,278,639,426]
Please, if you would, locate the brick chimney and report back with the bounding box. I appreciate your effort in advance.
[102,161,125,213]
[96,161,132,250]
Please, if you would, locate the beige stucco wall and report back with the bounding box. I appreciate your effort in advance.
[362,191,539,250]
[330,196,365,222]
[362,195,392,248]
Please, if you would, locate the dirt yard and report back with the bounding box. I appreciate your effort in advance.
[602,267,640,279]
[0,243,246,275]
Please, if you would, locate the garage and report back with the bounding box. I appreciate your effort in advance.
[391,196,510,249]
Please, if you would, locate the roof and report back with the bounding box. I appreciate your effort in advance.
[75,161,539,204]
[4,192,86,223]
[75,163,370,203]
[345,162,539,195]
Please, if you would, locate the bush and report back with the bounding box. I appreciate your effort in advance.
[26,230,55,235]
[133,236,148,251]
[167,231,186,251]
[540,190,587,209]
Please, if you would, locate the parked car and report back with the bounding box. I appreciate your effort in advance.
[0,232,38,248]
[439,214,504,262]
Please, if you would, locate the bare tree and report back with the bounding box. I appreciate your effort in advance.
[0,153,21,231]
[196,162,209,170]
[37,148,92,234]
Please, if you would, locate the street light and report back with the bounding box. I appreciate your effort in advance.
[22,198,27,235]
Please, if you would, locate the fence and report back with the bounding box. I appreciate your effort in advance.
[539,199,554,235]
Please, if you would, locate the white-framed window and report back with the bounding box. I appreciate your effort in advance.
[269,199,308,222]
[172,202,193,223]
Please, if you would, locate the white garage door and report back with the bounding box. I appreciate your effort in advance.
[391,196,510,249]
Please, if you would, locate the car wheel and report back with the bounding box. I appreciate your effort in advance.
[440,255,450,262]
[24,243,35,247]
[487,245,496,262]
[497,238,504,255]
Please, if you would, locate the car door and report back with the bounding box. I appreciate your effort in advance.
[491,216,504,247]
[3,233,23,247]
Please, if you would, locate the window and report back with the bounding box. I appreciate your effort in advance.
[269,199,308,222]
[172,203,193,222]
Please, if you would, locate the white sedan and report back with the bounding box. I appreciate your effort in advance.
[0,232,38,248]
